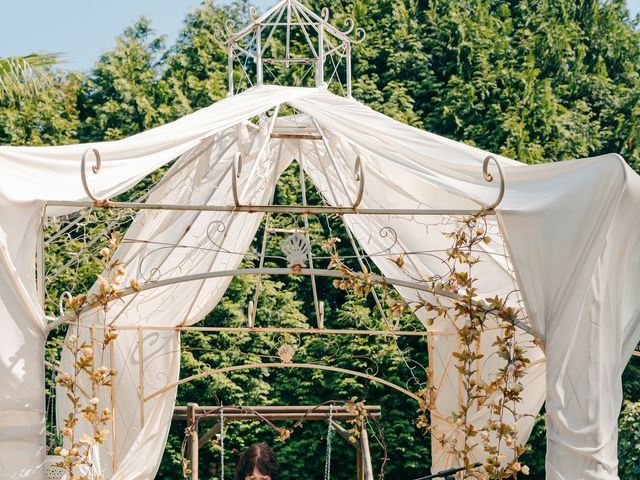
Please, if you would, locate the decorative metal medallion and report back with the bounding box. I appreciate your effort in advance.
[277,343,296,364]
[282,233,310,272]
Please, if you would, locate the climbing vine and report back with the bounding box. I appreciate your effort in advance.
[52,232,126,480]
[325,211,533,478]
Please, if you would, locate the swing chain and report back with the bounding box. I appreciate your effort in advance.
[324,405,335,480]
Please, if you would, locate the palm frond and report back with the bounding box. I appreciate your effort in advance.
[0,52,64,101]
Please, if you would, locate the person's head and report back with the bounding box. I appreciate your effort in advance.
[233,443,281,480]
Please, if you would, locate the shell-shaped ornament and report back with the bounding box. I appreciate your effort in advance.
[281,233,310,271]
[277,343,296,364]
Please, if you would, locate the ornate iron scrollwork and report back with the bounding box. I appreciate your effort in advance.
[80,147,106,203]
[482,155,506,210]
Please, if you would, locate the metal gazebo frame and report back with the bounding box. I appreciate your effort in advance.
[41,3,527,479]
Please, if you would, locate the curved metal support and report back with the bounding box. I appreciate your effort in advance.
[81,147,105,203]
[76,267,466,315]
[61,266,533,334]
[482,155,505,210]
[231,152,243,207]
[353,154,366,208]
[144,362,421,404]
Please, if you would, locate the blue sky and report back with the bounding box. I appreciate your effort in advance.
[1,0,638,71]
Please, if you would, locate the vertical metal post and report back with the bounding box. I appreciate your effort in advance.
[360,425,374,480]
[250,212,272,324]
[317,25,325,87]
[256,26,263,86]
[227,45,234,96]
[109,331,118,471]
[346,42,352,98]
[298,158,322,328]
[187,402,199,480]
[90,326,97,398]
[137,327,145,429]
[286,0,291,68]
[356,442,364,480]
[36,209,45,308]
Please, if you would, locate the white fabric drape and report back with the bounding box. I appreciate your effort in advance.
[1,85,638,479]
[0,86,304,479]
[287,92,640,478]
[498,159,640,479]
[286,114,546,471]
[58,116,292,480]
[0,221,46,480]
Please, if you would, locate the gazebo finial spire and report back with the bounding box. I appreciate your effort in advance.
[215,0,365,97]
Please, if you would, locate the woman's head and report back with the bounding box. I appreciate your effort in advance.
[233,443,281,480]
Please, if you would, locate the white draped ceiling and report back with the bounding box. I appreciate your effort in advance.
[0,85,638,480]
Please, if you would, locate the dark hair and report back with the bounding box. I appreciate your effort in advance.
[233,443,281,480]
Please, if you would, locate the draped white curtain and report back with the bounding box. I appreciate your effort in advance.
[0,85,638,479]
[0,86,304,478]
[57,115,292,480]
[498,159,640,478]
[286,114,546,471]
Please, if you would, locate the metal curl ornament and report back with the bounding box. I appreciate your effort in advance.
[137,244,187,282]
[341,17,356,35]
[364,358,381,378]
[213,28,229,46]
[58,291,73,316]
[352,154,365,208]
[482,155,506,210]
[231,152,243,207]
[321,7,330,21]
[249,6,259,21]
[205,220,228,249]
[378,227,399,254]
[81,147,106,204]
[224,18,237,35]
[352,27,367,45]
[137,248,166,282]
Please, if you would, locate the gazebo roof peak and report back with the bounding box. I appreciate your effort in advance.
[216,0,365,97]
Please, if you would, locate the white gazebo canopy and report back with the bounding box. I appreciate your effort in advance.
[1,2,639,479]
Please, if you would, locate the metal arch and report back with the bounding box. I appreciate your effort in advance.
[48,266,535,335]
[45,266,454,332]
[74,267,459,313]
[143,362,421,404]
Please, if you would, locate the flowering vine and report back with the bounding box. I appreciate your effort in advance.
[325,212,533,479]
[52,232,126,480]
